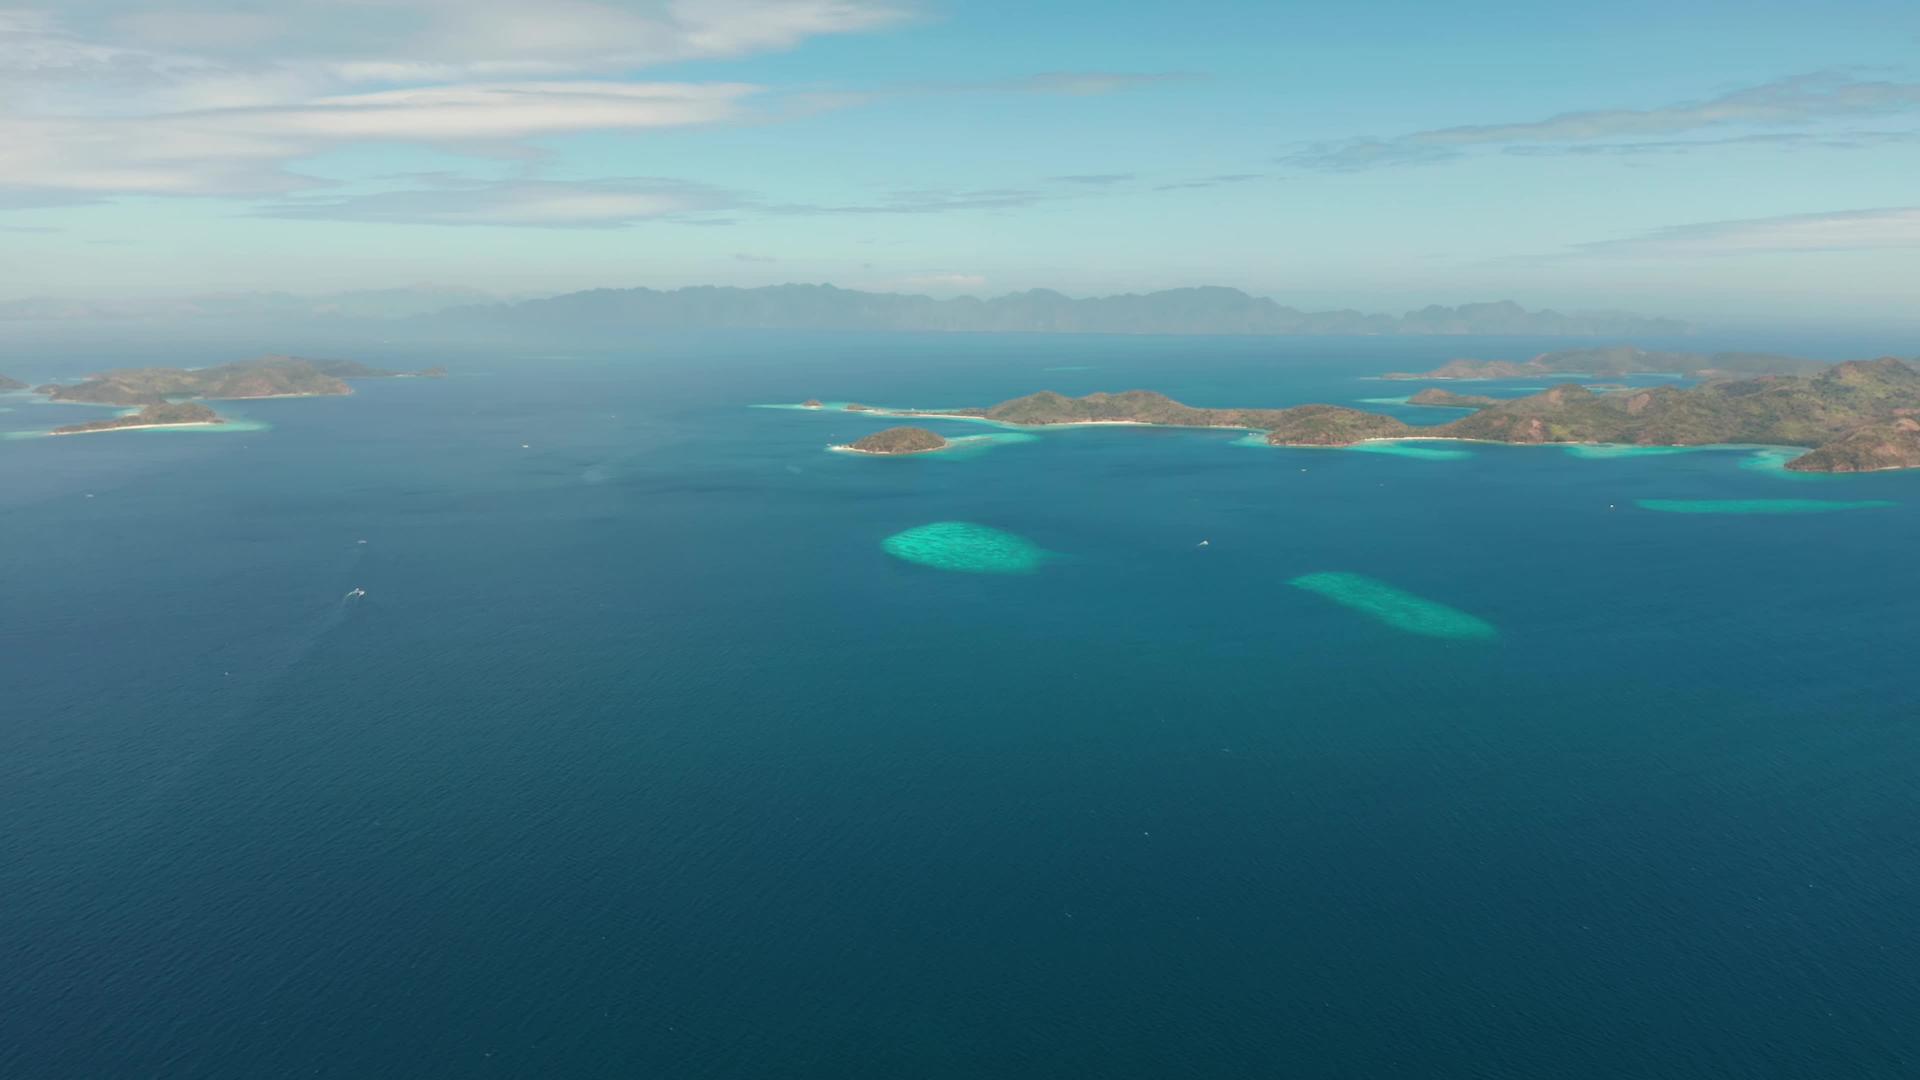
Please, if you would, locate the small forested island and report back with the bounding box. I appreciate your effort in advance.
[50,402,221,435]
[845,426,950,455]
[0,374,25,392]
[817,355,1920,471]
[1383,345,1825,381]
[32,355,443,437]
[887,389,1416,446]
[36,354,439,406]
[1407,388,1502,408]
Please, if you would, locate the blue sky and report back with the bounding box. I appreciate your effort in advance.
[4,0,1920,321]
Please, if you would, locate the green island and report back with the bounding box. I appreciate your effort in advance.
[1381,344,1825,381]
[1433,358,1920,472]
[50,402,222,435]
[29,355,444,436]
[812,355,1920,472]
[843,426,950,455]
[904,389,1414,446]
[36,354,443,406]
[1407,388,1502,408]
[0,374,25,392]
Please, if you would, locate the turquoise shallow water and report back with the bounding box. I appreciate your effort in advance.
[1227,434,1474,460]
[1289,571,1497,639]
[1563,443,1706,459]
[1344,440,1475,461]
[937,431,1040,457]
[882,521,1052,572]
[1738,447,1820,477]
[2,405,271,439]
[3,333,1920,1078]
[1638,498,1897,514]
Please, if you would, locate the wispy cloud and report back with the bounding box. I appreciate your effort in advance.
[2,81,760,199]
[0,5,1191,214]
[1499,130,1920,158]
[1152,172,1269,191]
[1050,173,1136,185]
[242,158,1293,230]
[1277,138,1457,172]
[770,187,1051,216]
[240,81,760,139]
[982,72,1191,96]
[1574,206,1920,257]
[256,175,1116,229]
[1282,72,1920,172]
[259,177,740,227]
[781,71,1190,116]
[1420,72,1920,145]
[0,2,901,200]
[20,1,913,83]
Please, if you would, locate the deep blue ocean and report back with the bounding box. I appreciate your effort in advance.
[4,332,1919,1078]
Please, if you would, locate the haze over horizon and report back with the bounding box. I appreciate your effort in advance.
[6,1,1920,326]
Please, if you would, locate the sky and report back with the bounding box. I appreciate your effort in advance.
[4,0,1920,323]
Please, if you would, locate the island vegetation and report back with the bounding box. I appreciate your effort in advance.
[36,354,443,406]
[815,356,1920,470]
[1782,418,1920,473]
[1431,358,1920,471]
[50,402,222,435]
[1407,388,1502,408]
[1383,345,1824,381]
[846,426,950,454]
[1424,357,1920,470]
[0,374,24,392]
[885,390,1416,446]
[33,355,444,437]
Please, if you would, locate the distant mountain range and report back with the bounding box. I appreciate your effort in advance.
[427,285,1689,338]
[0,284,1689,338]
